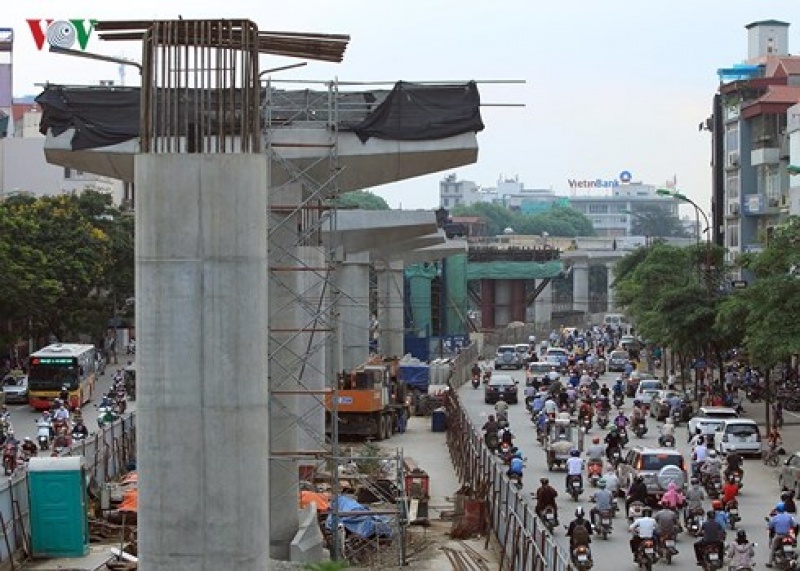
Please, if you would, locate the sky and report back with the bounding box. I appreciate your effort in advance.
[4,1,799,216]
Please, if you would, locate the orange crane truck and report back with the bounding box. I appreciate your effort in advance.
[325,357,408,441]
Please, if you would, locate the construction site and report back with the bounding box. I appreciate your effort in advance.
[24,17,503,570]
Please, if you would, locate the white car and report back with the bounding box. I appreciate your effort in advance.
[715,418,761,457]
[687,407,739,439]
[634,379,664,408]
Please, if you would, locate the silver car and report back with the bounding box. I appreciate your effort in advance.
[1,374,28,404]
[495,345,523,370]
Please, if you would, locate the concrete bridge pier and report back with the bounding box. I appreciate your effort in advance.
[136,154,269,570]
[376,260,405,358]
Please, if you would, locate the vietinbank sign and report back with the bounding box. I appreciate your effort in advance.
[27,19,98,51]
[568,170,632,189]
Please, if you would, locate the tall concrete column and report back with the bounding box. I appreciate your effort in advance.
[481,279,495,329]
[136,155,269,570]
[606,262,616,312]
[572,259,590,314]
[494,279,511,326]
[406,263,437,336]
[510,279,526,323]
[534,279,553,326]
[340,251,371,370]
[377,260,405,358]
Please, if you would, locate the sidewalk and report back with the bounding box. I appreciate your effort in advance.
[380,415,501,570]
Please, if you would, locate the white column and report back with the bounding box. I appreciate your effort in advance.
[136,155,269,570]
[572,258,590,313]
[606,262,616,312]
[533,279,553,325]
[340,251,371,370]
[377,260,405,358]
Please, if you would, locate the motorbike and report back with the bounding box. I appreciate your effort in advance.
[596,508,613,539]
[659,531,678,564]
[747,386,763,403]
[773,535,797,569]
[671,407,682,426]
[596,409,609,429]
[635,536,658,570]
[587,460,603,487]
[97,407,118,429]
[609,448,623,467]
[703,473,722,499]
[618,427,629,447]
[700,543,723,570]
[658,433,675,447]
[496,412,509,430]
[471,374,480,389]
[36,423,51,451]
[729,468,744,489]
[726,499,740,529]
[633,419,648,438]
[628,500,646,522]
[482,371,492,384]
[613,394,624,408]
[485,432,499,453]
[571,543,593,570]
[508,471,523,489]
[685,506,704,536]
[581,416,592,432]
[2,444,16,475]
[567,475,583,501]
[539,505,558,532]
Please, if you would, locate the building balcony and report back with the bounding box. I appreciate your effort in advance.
[750,147,780,166]
[742,193,788,215]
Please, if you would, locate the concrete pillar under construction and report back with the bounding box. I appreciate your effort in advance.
[606,262,616,312]
[572,259,590,314]
[510,279,526,323]
[136,154,269,570]
[340,251,371,369]
[481,279,495,329]
[534,279,553,326]
[494,279,511,326]
[377,260,405,358]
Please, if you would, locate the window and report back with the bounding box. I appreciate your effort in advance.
[588,203,608,214]
[725,173,740,199]
[758,165,781,201]
[63,167,71,179]
[725,124,739,153]
[727,225,739,248]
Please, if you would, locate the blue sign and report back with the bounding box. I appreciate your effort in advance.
[619,170,632,183]
[337,396,353,405]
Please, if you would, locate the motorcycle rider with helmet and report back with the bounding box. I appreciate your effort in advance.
[565,449,584,492]
[590,478,615,528]
[566,506,593,563]
[629,505,658,562]
[766,502,797,567]
[535,477,560,524]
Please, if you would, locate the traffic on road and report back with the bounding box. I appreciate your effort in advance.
[461,327,796,570]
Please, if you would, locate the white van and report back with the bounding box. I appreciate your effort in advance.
[715,419,761,457]
[603,313,632,334]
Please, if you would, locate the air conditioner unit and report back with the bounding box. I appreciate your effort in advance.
[780,195,789,207]
[728,203,739,215]
[728,152,740,167]
[768,198,780,208]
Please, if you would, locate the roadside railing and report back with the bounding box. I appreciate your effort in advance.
[0,412,136,567]
[444,389,573,571]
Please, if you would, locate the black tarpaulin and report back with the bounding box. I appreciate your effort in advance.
[36,87,140,150]
[351,81,484,143]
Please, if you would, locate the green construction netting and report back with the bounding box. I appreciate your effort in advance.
[445,254,468,335]
[466,259,564,280]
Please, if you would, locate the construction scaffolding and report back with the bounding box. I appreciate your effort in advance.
[263,78,408,565]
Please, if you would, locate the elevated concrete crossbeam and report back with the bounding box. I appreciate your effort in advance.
[42,129,478,193]
[375,239,467,264]
[322,210,439,254]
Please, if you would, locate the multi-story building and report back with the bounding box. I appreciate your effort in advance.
[440,174,680,237]
[711,20,800,266]
[0,28,127,204]
[789,101,800,215]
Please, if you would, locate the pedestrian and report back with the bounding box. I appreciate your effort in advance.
[396,407,407,433]
[106,334,117,365]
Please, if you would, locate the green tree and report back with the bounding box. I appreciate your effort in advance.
[0,192,134,348]
[452,203,594,237]
[629,204,690,238]
[333,190,389,210]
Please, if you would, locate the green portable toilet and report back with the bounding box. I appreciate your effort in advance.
[28,456,89,558]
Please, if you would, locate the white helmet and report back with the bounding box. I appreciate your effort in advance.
[708,449,717,458]
[575,506,585,517]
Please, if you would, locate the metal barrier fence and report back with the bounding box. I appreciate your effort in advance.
[444,386,574,571]
[0,413,137,568]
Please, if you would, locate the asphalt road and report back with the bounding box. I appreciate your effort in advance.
[5,363,136,452]
[460,361,793,570]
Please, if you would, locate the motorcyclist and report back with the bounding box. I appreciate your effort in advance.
[684,477,706,522]
[566,506,593,558]
[658,417,675,446]
[660,482,685,510]
[586,437,604,461]
[53,403,70,423]
[565,449,584,492]
[72,420,89,439]
[21,437,37,458]
[604,427,623,462]
[590,478,615,528]
[654,504,679,547]
[630,400,645,430]
[767,502,797,568]
[700,449,722,483]
[781,490,797,515]
[693,510,725,565]
[614,409,629,430]
[725,530,755,570]
[471,363,481,380]
[626,475,649,513]
[612,377,624,398]
[36,412,54,439]
[534,477,559,524]
[577,399,593,424]
[629,506,658,562]
[482,415,499,449]
[691,436,708,478]
[494,397,509,416]
[724,446,744,479]
[59,384,70,404]
[721,475,739,506]
[507,451,524,484]
[603,465,620,499]
[710,499,729,530]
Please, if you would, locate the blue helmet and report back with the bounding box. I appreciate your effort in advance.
[776,502,786,513]
[514,451,523,459]
[570,449,580,457]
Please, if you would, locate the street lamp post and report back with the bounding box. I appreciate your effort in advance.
[656,189,712,277]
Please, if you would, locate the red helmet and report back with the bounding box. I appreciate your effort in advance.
[712,499,723,510]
